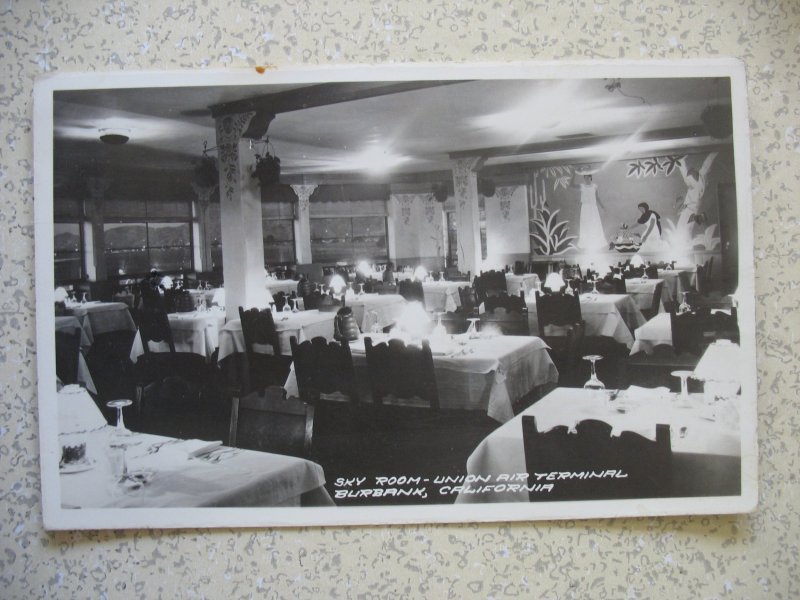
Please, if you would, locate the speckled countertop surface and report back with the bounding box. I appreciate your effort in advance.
[2,1,799,597]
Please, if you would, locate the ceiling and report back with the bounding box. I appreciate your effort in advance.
[53,76,733,184]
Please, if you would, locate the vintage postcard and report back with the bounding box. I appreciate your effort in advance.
[34,60,757,529]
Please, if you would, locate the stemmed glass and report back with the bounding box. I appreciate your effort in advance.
[432,312,447,340]
[671,370,694,408]
[466,317,480,339]
[582,355,605,390]
[564,278,574,295]
[678,291,691,314]
[80,292,88,304]
[590,278,599,295]
[106,399,133,437]
[358,283,365,296]
[291,297,299,313]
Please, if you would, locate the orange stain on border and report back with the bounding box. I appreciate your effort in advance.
[255,65,278,74]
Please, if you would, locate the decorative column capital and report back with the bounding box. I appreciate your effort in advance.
[290,184,317,213]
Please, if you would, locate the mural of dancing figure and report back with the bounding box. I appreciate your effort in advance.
[675,151,718,248]
[571,170,607,251]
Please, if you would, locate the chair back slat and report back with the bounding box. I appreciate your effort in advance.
[290,336,359,404]
[364,337,439,409]
[522,416,672,500]
[534,291,582,335]
[480,306,529,336]
[229,388,314,459]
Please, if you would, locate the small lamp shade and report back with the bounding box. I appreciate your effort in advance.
[630,254,645,268]
[357,261,372,278]
[54,287,69,302]
[413,265,428,282]
[397,301,431,338]
[160,275,174,290]
[330,274,347,295]
[543,272,565,292]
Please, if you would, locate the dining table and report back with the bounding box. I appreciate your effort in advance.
[343,293,407,331]
[420,281,471,312]
[622,278,670,312]
[506,273,541,296]
[57,387,334,508]
[65,301,136,338]
[217,309,336,359]
[129,308,226,363]
[525,293,646,348]
[283,331,559,423]
[628,309,734,356]
[55,316,96,393]
[456,386,741,504]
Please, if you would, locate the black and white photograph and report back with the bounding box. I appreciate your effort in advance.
[35,61,757,529]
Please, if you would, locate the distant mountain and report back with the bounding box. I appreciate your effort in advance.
[54,232,80,252]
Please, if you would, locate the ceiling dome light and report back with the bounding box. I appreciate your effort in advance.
[99,128,130,145]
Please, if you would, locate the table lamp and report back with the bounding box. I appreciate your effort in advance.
[543,272,565,292]
[694,339,742,401]
[413,265,428,282]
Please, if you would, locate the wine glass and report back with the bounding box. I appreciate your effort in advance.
[81,292,88,304]
[671,370,694,408]
[590,278,599,295]
[106,399,133,437]
[466,317,480,339]
[358,283,365,296]
[432,312,447,340]
[678,291,691,314]
[582,355,605,390]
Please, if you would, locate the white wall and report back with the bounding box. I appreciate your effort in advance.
[483,185,530,270]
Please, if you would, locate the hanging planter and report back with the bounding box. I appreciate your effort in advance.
[193,155,219,189]
[431,182,449,203]
[253,153,281,186]
[478,177,496,197]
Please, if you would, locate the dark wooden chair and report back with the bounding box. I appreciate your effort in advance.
[398,279,425,306]
[483,292,527,314]
[522,416,672,501]
[644,265,659,279]
[163,288,194,313]
[364,337,439,409]
[458,285,479,314]
[534,291,585,386]
[270,291,288,312]
[55,327,82,385]
[366,281,397,295]
[228,386,315,460]
[302,290,323,310]
[621,308,739,390]
[317,293,344,313]
[640,280,665,321]
[438,309,469,334]
[583,277,627,294]
[480,306,530,336]
[290,336,359,405]
[474,270,507,301]
[695,257,713,296]
[132,288,204,413]
[237,306,288,394]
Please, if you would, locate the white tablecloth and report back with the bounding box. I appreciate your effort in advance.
[266,279,300,296]
[526,294,646,348]
[457,386,741,504]
[67,301,136,337]
[506,273,541,296]
[54,317,96,393]
[217,310,336,359]
[421,281,470,312]
[659,269,696,301]
[56,388,332,508]
[344,294,407,331]
[284,333,559,423]
[629,312,672,355]
[624,278,669,312]
[129,309,226,362]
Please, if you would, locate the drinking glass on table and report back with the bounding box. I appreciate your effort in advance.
[671,370,694,408]
[582,355,605,390]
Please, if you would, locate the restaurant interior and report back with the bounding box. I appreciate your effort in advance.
[51,75,745,509]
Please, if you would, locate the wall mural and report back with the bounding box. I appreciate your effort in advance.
[529,152,725,259]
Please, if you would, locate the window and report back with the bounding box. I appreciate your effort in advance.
[310,216,388,264]
[54,222,83,282]
[104,222,192,277]
[262,199,295,266]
